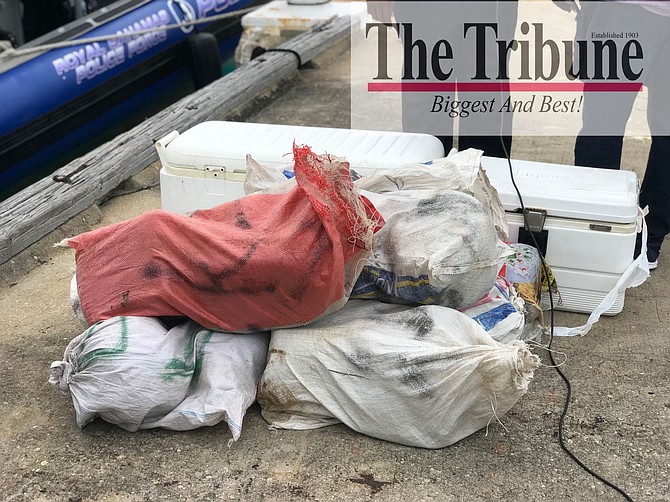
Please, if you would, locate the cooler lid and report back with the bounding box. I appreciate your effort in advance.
[481,156,639,224]
[156,121,445,174]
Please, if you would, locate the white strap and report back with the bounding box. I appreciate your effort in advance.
[553,206,650,336]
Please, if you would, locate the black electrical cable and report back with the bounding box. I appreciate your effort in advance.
[498,136,634,502]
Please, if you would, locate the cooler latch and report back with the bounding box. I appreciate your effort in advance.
[516,208,549,256]
[523,208,547,233]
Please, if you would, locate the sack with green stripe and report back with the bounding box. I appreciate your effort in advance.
[49,316,268,440]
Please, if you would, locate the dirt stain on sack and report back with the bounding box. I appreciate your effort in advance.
[290,230,332,301]
[391,352,435,399]
[370,308,435,340]
[400,308,435,340]
[259,348,336,423]
[417,190,484,217]
[347,348,375,371]
[416,193,450,217]
[120,291,129,308]
[268,348,286,363]
[142,263,162,279]
[399,364,433,399]
[438,289,465,309]
[148,241,275,296]
[297,217,320,233]
[258,376,324,422]
[235,209,252,230]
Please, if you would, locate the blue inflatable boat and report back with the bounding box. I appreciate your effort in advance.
[0,0,259,198]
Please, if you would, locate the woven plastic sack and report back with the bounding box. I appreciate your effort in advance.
[141,321,269,439]
[49,317,269,440]
[258,300,540,449]
[459,276,527,343]
[355,148,509,241]
[49,316,195,430]
[351,189,505,309]
[65,145,381,332]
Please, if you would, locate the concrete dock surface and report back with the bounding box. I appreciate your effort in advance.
[0,41,668,502]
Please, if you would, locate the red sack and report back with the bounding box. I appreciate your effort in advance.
[68,145,382,332]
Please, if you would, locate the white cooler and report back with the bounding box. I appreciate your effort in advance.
[156,121,445,214]
[481,156,639,315]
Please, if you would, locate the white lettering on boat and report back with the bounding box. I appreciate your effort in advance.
[51,9,171,85]
[196,0,241,18]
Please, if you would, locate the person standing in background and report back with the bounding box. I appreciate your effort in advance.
[569,0,670,269]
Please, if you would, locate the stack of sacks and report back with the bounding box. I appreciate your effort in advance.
[246,149,543,448]
[53,145,382,440]
[53,146,541,447]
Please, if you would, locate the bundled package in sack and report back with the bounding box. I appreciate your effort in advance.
[49,317,268,440]
[459,275,527,343]
[243,155,295,195]
[354,148,508,240]
[64,144,381,332]
[351,189,507,309]
[258,300,540,449]
[500,242,547,337]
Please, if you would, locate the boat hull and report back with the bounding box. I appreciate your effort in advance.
[0,0,256,197]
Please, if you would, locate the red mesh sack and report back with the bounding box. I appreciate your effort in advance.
[67,145,382,332]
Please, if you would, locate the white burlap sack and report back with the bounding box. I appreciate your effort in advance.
[144,322,269,440]
[354,148,508,241]
[258,300,540,449]
[50,317,268,440]
[351,189,506,309]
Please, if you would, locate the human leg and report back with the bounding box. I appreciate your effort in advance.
[573,2,637,169]
[574,136,624,169]
[639,137,670,261]
[635,9,670,263]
